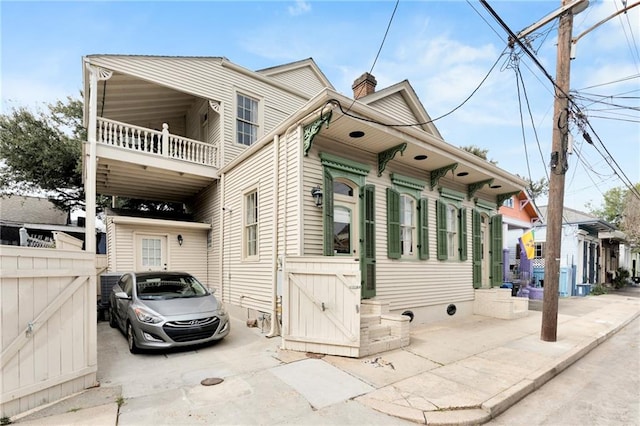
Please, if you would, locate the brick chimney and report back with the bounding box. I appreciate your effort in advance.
[352,72,377,99]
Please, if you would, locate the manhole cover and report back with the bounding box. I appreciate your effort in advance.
[201,377,224,386]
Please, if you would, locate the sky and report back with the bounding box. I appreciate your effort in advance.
[1,0,639,213]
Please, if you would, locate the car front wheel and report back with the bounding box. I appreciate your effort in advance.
[127,323,140,354]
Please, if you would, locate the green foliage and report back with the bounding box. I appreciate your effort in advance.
[587,184,640,251]
[516,174,548,200]
[460,145,498,165]
[0,416,12,425]
[0,97,85,210]
[590,283,608,296]
[613,267,630,289]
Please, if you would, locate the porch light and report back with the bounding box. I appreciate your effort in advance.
[310,185,323,207]
[177,234,184,246]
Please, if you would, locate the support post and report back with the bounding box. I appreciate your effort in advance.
[541,0,574,342]
[85,65,98,254]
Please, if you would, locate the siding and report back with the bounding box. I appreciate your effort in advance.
[105,219,208,282]
[264,66,328,98]
[302,137,476,312]
[221,142,275,312]
[367,92,420,126]
[192,182,220,293]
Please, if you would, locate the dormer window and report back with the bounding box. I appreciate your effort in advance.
[237,93,259,146]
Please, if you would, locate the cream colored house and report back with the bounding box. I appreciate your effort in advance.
[83,55,527,357]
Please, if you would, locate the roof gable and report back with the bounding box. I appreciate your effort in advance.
[257,58,334,97]
[357,80,443,139]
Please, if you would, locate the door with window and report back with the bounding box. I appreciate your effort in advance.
[135,234,168,271]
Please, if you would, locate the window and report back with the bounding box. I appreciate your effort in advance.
[244,190,258,258]
[446,204,459,259]
[237,93,258,146]
[502,197,514,208]
[333,180,356,255]
[535,242,545,259]
[141,238,162,267]
[400,195,416,256]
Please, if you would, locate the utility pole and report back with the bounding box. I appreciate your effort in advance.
[541,0,574,342]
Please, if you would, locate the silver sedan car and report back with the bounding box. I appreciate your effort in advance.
[109,271,230,353]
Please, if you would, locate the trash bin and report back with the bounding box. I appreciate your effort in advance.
[576,283,591,296]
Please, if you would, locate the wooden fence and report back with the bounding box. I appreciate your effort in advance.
[0,246,97,418]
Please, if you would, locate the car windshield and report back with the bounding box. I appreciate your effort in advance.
[136,275,208,300]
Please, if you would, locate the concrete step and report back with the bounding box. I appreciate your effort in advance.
[368,324,392,340]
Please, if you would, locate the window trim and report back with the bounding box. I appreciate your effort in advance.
[235,90,263,147]
[243,186,259,260]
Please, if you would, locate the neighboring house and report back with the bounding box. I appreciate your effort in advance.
[534,206,629,294]
[0,195,81,246]
[499,191,542,287]
[82,55,527,356]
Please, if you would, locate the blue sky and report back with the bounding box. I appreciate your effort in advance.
[2,0,639,212]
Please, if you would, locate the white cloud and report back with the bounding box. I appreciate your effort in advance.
[288,1,311,17]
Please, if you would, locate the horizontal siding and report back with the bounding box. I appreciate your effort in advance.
[108,221,208,283]
[303,137,476,311]
[192,182,220,293]
[368,92,418,125]
[266,67,327,98]
[222,142,275,312]
[277,128,302,257]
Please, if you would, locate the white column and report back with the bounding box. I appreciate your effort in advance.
[85,65,98,254]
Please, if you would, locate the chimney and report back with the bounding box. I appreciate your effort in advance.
[352,72,377,99]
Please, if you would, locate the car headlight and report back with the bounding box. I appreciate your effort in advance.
[133,307,162,324]
[217,301,227,316]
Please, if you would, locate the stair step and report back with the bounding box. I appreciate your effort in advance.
[368,324,391,340]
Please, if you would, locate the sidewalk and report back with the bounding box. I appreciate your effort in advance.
[11,288,640,425]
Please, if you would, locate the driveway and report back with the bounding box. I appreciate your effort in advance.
[97,313,283,399]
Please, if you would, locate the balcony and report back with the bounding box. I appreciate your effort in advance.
[93,117,219,203]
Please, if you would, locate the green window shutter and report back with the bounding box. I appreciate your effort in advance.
[459,207,467,261]
[490,214,503,286]
[418,198,429,260]
[361,185,376,298]
[323,171,334,256]
[472,210,482,288]
[386,188,401,259]
[436,200,448,260]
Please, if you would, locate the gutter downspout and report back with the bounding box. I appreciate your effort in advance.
[267,135,281,338]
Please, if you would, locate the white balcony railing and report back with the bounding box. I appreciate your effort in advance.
[96,117,218,167]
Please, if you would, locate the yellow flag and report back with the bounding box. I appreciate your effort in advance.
[520,230,535,260]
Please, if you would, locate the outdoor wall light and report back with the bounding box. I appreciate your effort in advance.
[310,185,323,207]
[177,234,184,246]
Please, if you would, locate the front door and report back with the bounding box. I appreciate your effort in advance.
[135,234,168,271]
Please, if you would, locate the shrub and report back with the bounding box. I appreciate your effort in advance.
[613,267,630,289]
[590,283,608,295]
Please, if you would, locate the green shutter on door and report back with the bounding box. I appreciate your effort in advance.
[323,171,334,256]
[490,214,503,286]
[472,210,482,288]
[361,185,376,298]
[459,207,467,261]
[418,198,429,260]
[386,188,400,259]
[436,200,448,260]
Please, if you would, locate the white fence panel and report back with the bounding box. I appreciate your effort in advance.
[0,247,97,418]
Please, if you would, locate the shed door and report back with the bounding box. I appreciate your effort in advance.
[135,234,167,271]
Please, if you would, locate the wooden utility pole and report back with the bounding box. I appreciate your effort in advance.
[541,0,574,342]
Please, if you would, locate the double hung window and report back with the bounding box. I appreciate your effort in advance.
[244,190,258,258]
[237,93,259,146]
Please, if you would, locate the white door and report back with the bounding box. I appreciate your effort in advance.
[135,234,168,271]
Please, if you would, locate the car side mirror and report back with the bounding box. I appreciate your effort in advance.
[207,287,216,294]
[114,291,131,300]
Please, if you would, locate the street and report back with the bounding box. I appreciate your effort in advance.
[488,312,640,425]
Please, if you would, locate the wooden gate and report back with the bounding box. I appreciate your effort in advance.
[282,257,361,357]
[0,247,97,418]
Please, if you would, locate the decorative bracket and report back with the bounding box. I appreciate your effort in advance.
[468,179,494,200]
[86,64,113,81]
[430,163,458,190]
[497,191,521,207]
[303,110,332,156]
[377,143,407,176]
[209,100,221,114]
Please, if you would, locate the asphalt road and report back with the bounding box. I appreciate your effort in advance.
[488,309,640,425]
